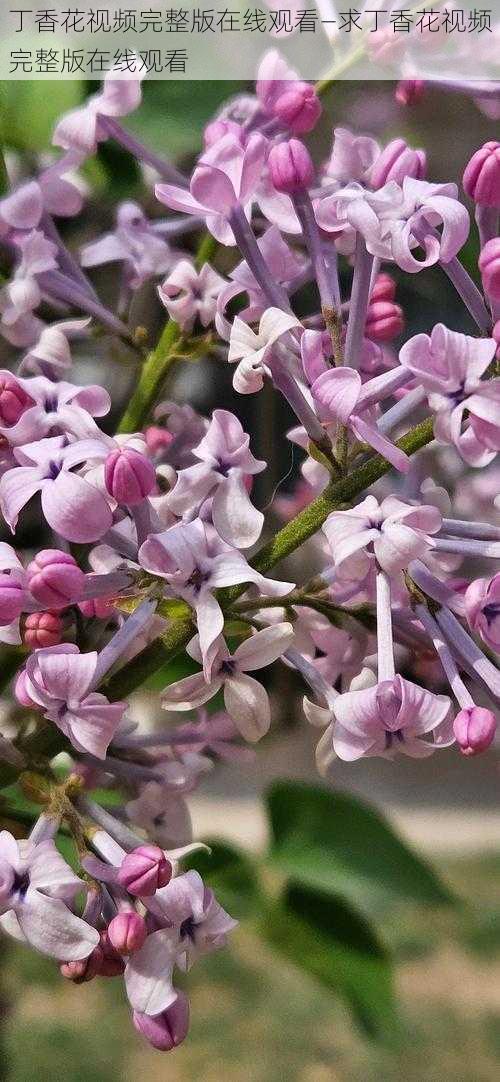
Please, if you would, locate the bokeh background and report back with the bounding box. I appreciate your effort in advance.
[1,78,500,1081]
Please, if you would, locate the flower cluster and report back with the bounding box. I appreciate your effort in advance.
[0,53,499,1053]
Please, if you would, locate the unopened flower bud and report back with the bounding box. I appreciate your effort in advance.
[268,139,314,194]
[395,79,425,107]
[365,299,404,342]
[118,844,172,897]
[98,929,126,977]
[78,594,115,620]
[27,549,85,608]
[479,238,500,301]
[60,946,104,983]
[145,426,174,456]
[453,706,497,756]
[133,991,190,1052]
[370,273,397,303]
[370,138,426,189]
[271,82,322,135]
[23,611,63,649]
[0,574,24,625]
[0,375,33,427]
[104,447,156,506]
[107,912,147,955]
[463,141,500,206]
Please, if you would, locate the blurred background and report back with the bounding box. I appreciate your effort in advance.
[1,77,500,1080]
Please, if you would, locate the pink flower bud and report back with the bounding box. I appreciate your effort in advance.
[78,594,115,620]
[370,139,426,189]
[268,139,314,194]
[479,238,500,301]
[27,549,85,609]
[395,79,425,107]
[117,844,172,897]
[0,574,24,625]
[271,82,322,135]
[0,375,34,427]
[463,142,500,207]
[14,669,36,708]
[133,992,190,1052]
[23,611,63,649]
[107,912,147,955]
[60,946,104,983]
[145,425,175,456]
[104,447,156,506]
[453,706,497,756]
[365,300,405,342]
[370,273,397,303]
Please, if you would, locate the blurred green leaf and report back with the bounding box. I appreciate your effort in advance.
[127,80,245,161]
[267,782,455,911]
[187,838,262,919]
[262,883,397,1040]
[0,80,84,151]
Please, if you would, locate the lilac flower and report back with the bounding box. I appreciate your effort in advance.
[53,68,143,155]
[161,623,294,742]
[158,260,226,332]
[139,520,294,677]
[228,306,301,393]
[322,127,380,187]
[124,871,236,1014]
[156,132,268,246]
[166,409,265,548]
[256,50,321,134]
[465,574,500,651]
[0,830,99,960]
[81,202,176,289]
[315,178,469,273]
[399,324,500,465]
[0,435,113,542]
[126,782,193,849]
[0,230,58,347]
[19,318,91,376]
[21,643,127,758]
[216,225,305,340]
[0,154,85,239]
[311,365,411,472]
[323,495,443,580]
[0,373,110,446]
[332,669,453,760]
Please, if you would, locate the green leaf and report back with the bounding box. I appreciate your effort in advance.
[263,883,397,1040]
[187,838,262,919]
[267,781,454,911]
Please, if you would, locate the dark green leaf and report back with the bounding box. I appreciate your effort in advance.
[267,781,454,911]
[263,883,397,1040]
[187,838,262,919]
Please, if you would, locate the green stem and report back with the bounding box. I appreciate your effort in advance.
[117,319,182,433]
